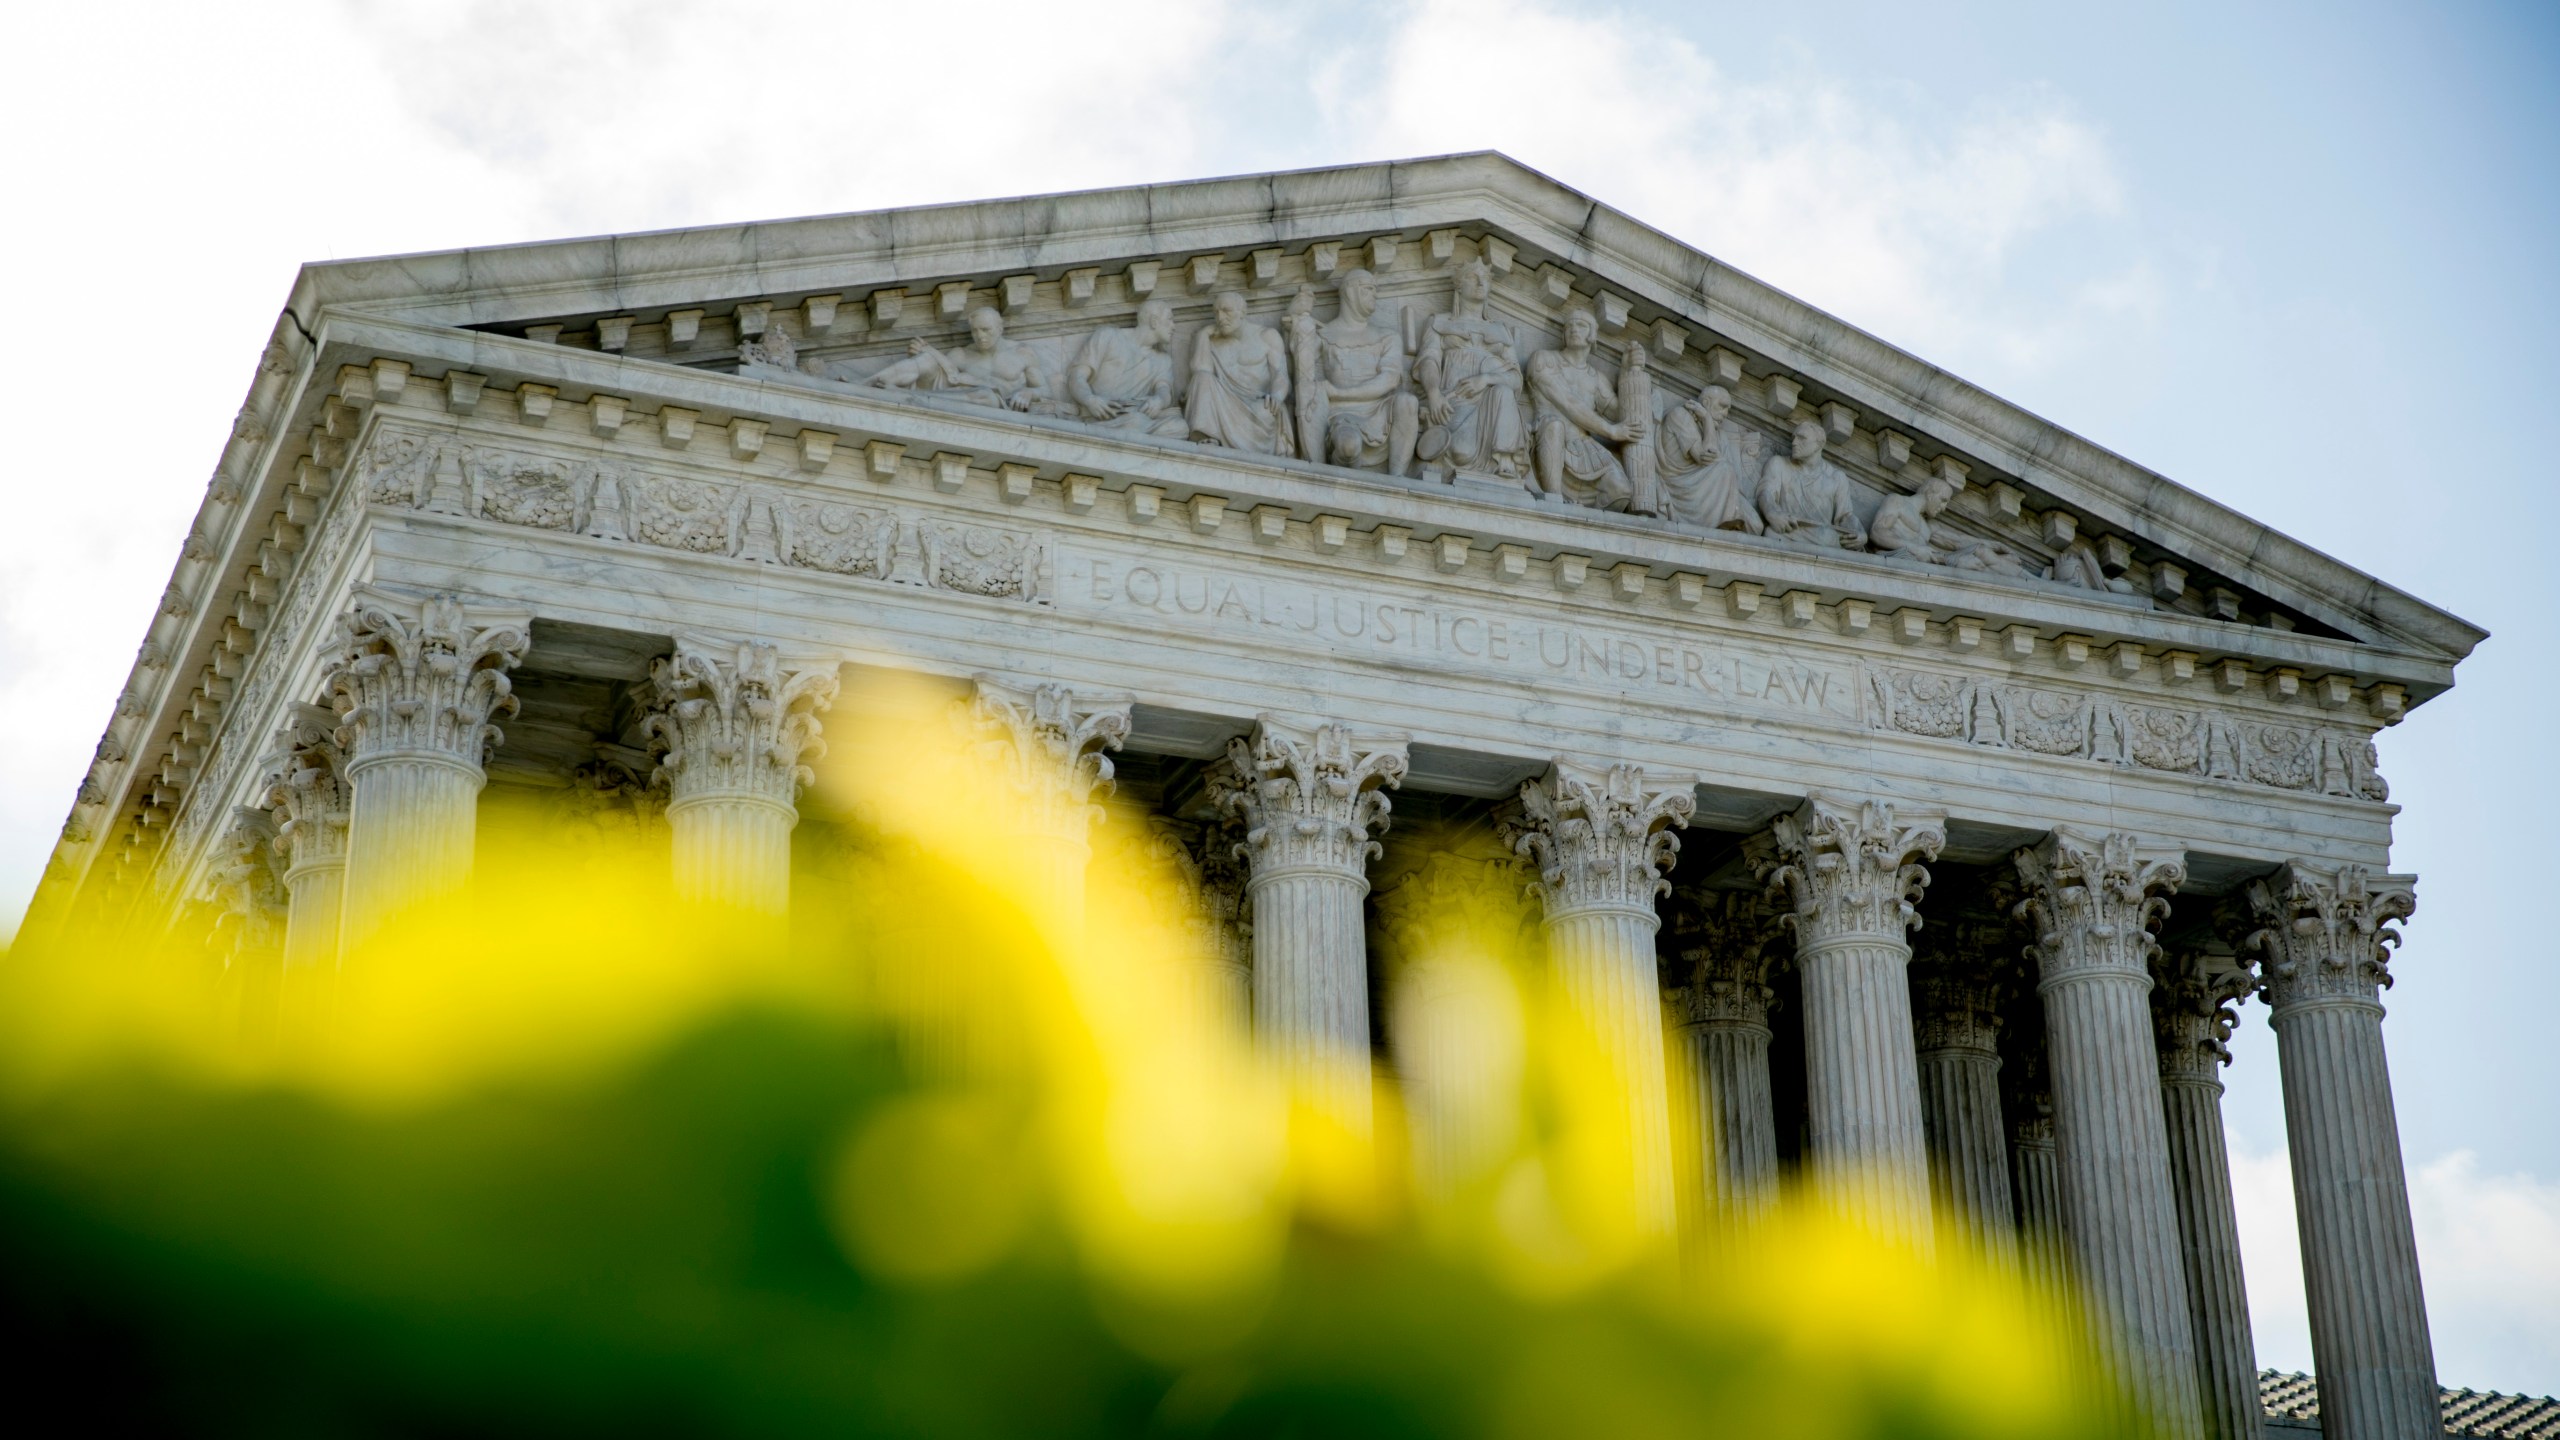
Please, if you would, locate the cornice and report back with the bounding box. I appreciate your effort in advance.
[276,153,2483,664]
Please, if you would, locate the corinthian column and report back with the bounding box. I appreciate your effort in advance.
[1663,890,1782,1241]
[1910,953,2017,1254]
[1505,762,1695,1238]
[1212,718,1407,1137]
[265,704,350,983]
[1377,852,1537,1201]
[1753,795,1945,1235]
[2154,948,2267,1440]
[327,592,529,952]
[2015,830,2203,1437]
[641,640,837,924]
[960,679,1131,939]
[2239,865,2435,1440]
[1145,817,1252,1020]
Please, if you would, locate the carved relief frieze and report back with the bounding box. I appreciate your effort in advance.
[356,424,1050,607]
[1863,661,2386,802]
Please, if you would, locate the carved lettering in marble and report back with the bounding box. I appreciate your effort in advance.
[1062,550,1853,721]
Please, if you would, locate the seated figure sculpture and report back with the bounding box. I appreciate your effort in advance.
[1291,268,1418,476]
[1527,307,1647,510]
[1416,257,1528,479]
[1654,384,1763,533]
[1186,290,1293,456]
[853,305,1048,412]
[1065,297,1185,437]
[1868,466,2038,577]
[1757,418,1867,550]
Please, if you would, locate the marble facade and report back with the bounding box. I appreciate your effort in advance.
[31,156,2480,1440]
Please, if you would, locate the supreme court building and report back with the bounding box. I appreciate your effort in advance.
[29,156,2482,1440]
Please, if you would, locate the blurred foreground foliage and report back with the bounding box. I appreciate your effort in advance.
[0,691,2150,1437]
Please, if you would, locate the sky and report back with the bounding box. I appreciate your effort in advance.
[3,0,2554,1395]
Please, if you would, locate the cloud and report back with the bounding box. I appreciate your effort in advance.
[1332,0,2133,374]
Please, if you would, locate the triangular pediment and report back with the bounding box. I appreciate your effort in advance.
[285,152,2478,668]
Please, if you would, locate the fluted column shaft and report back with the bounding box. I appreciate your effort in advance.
[1678,1005,1777,1232]
[1918,1041,2015,1248]
[2018,831,2203,1438]
[339,751,486,948]
[1509,763,1694,1240]
[1665,891,1780,1240]
[325,592,529,954]
[2162,1070,2263,1440]
[666,792,797,915]
[2010,1112,2069,1287]
[1217,720,1407,1138]
[645,640,839,932]
[2243,865,2434,1440]
[1549,903,1678,1233]
[267,707,349,984]
[2157,952,2265,1440]
[1756,796,1945,1236]
[1913,959,2016,1253]
[1379,854,1535,1201]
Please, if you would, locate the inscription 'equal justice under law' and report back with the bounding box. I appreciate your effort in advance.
[1062,553,1851,717]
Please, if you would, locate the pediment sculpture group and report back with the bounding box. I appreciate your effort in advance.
[742,256,2064,585]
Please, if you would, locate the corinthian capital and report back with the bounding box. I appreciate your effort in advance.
[1753,794,1946,946]
[961,679,1131,837]
[2232,863,2414,1013]
[1663,889,1779,1027]
[2012,830,2187,986]
[2152,948,2255,1081]
[264,703,349,872]
[1500,761,1695,918]
[1209,718,1408,880]
[324,591,531,767]
[641,639,838,808]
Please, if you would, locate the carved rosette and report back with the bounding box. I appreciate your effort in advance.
[324,593,532,771]
[1209,720,1408,883]
[2012,830,2187,986]
[641,640,838,811]
[2152,949,2256,1082]
[1662,890,1779,1027]
[264,705,349,875]
[1754,795,1946,947]
[961,680,1131,841]
[2234,863,2415,1015]
[1501,762,1695,919]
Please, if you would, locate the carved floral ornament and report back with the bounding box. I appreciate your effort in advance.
[2152,948,2257,1079]
[263,704,349,871]
[2230,863,2415,1011]
[1500,762,1696,916]
[324,592,532,768]
[2010,830,2187,985]
[959,680,1131,834]
[641,639,839,808]
[1660,889,1782,1027]
[1753,795,1946,945]
[1209,720,1409,879]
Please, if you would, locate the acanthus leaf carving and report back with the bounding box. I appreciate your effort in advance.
[1208,719,1408,880]
[1753,795,1945,946]
[640,638,837,809]
[1499,761,1694,916]
[2012,829,2186,986]
[323,591,532,768]
[959,679,1131,840]
[2230,863,2414,1013]
[2151,947,2256,1081]
[1660,888,1782,1028]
